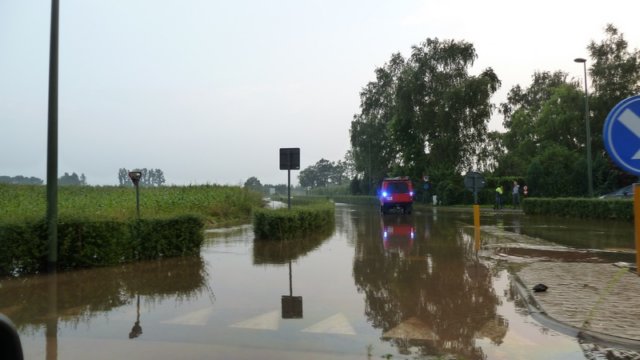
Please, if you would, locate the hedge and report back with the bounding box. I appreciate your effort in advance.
[253,202,335,240]
[0,215,204,276]
[522,197,633,220]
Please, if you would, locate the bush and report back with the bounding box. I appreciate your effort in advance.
[253,203,335,240]
[0,215,204,276]
[522,197,633,220]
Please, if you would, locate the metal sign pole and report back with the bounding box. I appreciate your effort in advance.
[473,177,480,251]
[473,177,478,205]
[287,169,291,210]
[602,96,640,275]
[635,183,640,275]
[135,184,140,219]
[279,148,299,210]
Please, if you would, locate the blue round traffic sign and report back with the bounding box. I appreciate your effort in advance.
[603,95,640,176]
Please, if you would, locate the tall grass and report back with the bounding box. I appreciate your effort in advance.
[0,184,264,226]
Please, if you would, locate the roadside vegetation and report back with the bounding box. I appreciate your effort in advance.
[0,184,263,275]
[262,25,640,214]
[0,184,262,226]
[253,200,334,240]
[522,197,632,220]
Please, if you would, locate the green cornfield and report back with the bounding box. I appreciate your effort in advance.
[0,184,264,226]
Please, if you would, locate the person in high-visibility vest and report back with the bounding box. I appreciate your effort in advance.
[495,185,503,210]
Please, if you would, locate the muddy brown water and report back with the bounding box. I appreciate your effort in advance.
[0,204,634,359]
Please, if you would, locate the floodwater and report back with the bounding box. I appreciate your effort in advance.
[0,204,635,359]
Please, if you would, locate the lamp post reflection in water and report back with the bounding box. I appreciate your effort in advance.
[129,295,143,339]
[46,272,58,360]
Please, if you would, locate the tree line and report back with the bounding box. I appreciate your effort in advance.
[118,168,166,187]
[243,176,297,196]
[299,24,639,201]
[1,173,86,186]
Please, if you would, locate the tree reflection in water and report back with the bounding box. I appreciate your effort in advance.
[352,212,507,359]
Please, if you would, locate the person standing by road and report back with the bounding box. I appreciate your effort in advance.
[495,185,503,210]
[512,181,520,208]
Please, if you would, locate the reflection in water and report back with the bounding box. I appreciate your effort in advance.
[252,229,333,265]
[281,261,303,319]
[253,232,333,319]
[484,214,634,251]
[0,255,211,333]
[45,272,57,360]
[353,209,506,359]
[128,295,142,339]
[381,215,415,256]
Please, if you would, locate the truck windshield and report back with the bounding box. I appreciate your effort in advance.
[387,182,409,193]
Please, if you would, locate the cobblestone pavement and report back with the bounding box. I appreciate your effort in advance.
[517,262,640,341]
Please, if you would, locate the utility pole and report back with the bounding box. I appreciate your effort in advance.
[46,0,60,272]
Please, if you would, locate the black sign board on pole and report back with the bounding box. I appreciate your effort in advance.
[280,148,300,210]
[279,148,300,170]
[464,172,486,204]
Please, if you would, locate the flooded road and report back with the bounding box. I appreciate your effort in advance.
[1,204,635,359]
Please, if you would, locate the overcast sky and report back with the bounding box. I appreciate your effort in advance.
[1,0,639,186]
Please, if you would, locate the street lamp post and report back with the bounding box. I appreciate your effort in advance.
[46,0,60,272]
[128,172,142,219]
[575,58,594,197]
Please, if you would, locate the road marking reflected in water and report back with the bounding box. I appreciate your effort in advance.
[161,307,214,326]
[230,310,280,330]
[301,313,356,335]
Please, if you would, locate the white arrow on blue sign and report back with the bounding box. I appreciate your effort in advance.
[603,95,640,176]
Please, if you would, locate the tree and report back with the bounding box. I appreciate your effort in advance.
[149,169,166,187]
[536,84,585,152]
[118,168,131,186]
[526,145,581,197]
[350,38,500,194]
[497,71,571,176]
[493,25,640,197]
[350,53,405,193]
[588,24,640,135]
[587,24,640,191]
[0,175,44,185]
[118,168,165,187]
[244,176,263,193]
[59,172,85,186]
[298,158,347,188]
[396,39,500,177]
